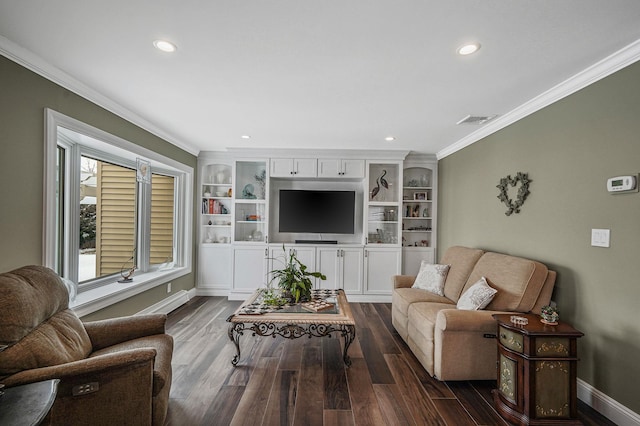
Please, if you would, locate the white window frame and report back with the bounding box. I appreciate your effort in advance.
[44,109,193,316]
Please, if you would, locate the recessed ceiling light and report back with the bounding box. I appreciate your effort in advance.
[385,136,396,142]
[457,42,481,56]
[241,135,251,139]
[153,40,177,53]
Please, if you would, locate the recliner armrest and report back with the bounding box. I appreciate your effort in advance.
[1,348,157,387]
[393,275,416,289]
[436,309,511,333]
[83,314,167,351]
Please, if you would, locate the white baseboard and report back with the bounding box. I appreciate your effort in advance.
[578,378,640,426]
[136,289,192,316]
[195,288,231,297]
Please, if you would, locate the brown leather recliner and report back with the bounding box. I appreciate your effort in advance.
[0,265,173,425]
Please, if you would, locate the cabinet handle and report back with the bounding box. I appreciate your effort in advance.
[365,250,368,258]
[290,171,294,175]
[265,248,268,256]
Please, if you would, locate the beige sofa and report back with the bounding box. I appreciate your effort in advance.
[392,246,555,381]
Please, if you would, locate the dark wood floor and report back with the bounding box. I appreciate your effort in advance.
[164,296,615,426]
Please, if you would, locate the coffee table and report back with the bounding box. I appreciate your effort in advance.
[226,289,356,366]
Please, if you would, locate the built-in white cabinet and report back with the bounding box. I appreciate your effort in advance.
[198,244,232,294]
[364,247,401,294]
[270,158,317,178]
[317,158,365,178]
[316,246,364,294]
[230,245,269,300]
[196,151,437,301]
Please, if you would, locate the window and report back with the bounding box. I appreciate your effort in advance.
[44,109,193,310]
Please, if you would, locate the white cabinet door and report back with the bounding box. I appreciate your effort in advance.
[232,245,268,299]
[316,246,340,289]
[342,159,365,178]
[316,246,363,293]
[341,247,364,294]
[270,158,295,177]
[198,245,232,291]
[364,247,401,294]
[317,159,341,178]
[270,158,317,178]
[317,159,364,178]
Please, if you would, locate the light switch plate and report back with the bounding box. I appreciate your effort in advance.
[591,229,610,247]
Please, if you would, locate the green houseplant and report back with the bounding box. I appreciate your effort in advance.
[269,246,326,303]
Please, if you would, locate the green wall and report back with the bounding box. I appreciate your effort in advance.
[438,60,640,413]
[0,55,197,319]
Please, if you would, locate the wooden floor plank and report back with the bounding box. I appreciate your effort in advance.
[372,384,414,426]
[357,327,395,384]
[230,357,280,426]
[201,385,245,426]
[447,381,509,425]
[262,370,298,426]
[430,398,477,426]
[385,353,447,426]
[322,338,351,410]
[292,345,324,426]
[323,410,355,426]
[357,303,401,355]
[344,358,386,425]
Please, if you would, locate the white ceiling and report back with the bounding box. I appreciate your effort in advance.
[2,1,640,157]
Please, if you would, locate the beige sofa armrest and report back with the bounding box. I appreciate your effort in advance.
[393,275,416,289]
[436,309,511,333]
[83,314,167,351]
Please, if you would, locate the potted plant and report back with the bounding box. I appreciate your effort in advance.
[269,246,326,303]
[540,305,559,325]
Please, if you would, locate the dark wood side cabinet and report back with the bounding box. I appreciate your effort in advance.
[492,314,584,425]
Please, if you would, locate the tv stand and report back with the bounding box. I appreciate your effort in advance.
[295,240,338,244]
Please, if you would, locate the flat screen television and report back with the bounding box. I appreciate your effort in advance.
[279,190,355,234]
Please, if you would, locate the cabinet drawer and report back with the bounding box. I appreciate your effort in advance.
[535,337,570,357]
[499,326,524,353]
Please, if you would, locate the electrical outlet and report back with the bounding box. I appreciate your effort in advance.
[167,282,171,293]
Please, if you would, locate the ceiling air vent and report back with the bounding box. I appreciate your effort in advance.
[456,114,497,125]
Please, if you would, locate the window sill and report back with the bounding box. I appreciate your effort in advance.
[70,267,190,318]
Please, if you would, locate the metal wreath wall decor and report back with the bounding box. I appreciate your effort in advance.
[496,172,531,216]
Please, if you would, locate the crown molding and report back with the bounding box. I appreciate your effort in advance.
[0,35,200,157]
[437,38,640,160]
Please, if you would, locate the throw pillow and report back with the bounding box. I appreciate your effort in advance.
[457,277,497,310]
[411,262,450,296]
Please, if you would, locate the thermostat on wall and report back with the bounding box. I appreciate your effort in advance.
[607,175,638,193]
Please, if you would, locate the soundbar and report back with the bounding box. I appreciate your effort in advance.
[295,240,338,244]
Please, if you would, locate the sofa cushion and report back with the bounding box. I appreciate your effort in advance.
[456,277,497,310]
[412,262,450,296]
[440,246,485,302]
[393,287,454,319]
[462,252,548,312]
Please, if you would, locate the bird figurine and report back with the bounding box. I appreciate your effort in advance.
[371,177,380,199]
[379,169,388,189]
